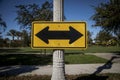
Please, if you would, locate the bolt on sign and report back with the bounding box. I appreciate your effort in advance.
[31,21,87,49]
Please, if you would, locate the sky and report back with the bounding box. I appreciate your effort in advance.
[0,0,109,40]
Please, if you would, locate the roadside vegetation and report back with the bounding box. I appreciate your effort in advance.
[0,53,108,65]
[0,73,120,80]
[0,46,120,53]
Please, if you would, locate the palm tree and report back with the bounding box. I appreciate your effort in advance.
[16,31,22,40]
[91,0,120,43]
[6,29,16,41]
[87,31,93,45]
[0,15,7,39]
[21,30,29,47]
[0,15,7,32]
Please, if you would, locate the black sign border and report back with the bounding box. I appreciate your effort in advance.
[31,21,87,49]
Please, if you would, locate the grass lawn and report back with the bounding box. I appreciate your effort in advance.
[84,46,120,53]
[0,73,120,80]
[0,54,108,65]
[65,54,107,64]
[0,46,119,65]
[0,46,119,53]
[65,46,120,53]
[0,47,52,53]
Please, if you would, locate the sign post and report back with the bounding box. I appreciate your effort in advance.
[51,0,66,80]
[31,0,87,79]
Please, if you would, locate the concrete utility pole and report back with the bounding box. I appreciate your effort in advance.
[51,0,66,80]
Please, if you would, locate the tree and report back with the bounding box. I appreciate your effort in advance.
[21,30,29,47]
[15,1,53,47]
[0,15,7,32]
[91,0,120,42]
[87,31,93,45]
[95,30,113,46]
[16,31,22,40]
[0,15,7,39]
[6,29,16,41]
[15,1,53,29]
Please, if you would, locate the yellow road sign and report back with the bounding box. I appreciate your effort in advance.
[31,21,87,49]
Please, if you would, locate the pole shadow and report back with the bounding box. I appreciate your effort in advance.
[0,54,52,76]
[74,56,120,80]
[92,56,119,75]
[0,65,38,76]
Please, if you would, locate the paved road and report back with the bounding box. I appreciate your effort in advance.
[0,63,120,76]
[92,53,120,63]
[0,53,120,76]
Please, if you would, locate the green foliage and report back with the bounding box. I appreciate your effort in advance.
[6,29,16,41]
[0,54,52,65]
[84,46,120,53]
[65,46,120,53]
[107,39,118,46]
[95,30,114,46]
[0,38,4,47]
[65,54,107,64]
[15,1,53,29]
[0,53,107,65]
[0,74,120,80]
[6,29,30,47]
[0,46,120,53]
[16,31,22,40]
[0,15,7,32]
[91,0,120,45]
[14,1,53,47]
[87,31,93,45]
[0,15,7,41]
[21,30,30,47]
[91,0,120,34]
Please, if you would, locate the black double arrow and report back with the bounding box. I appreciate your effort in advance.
[36,26,83,44]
